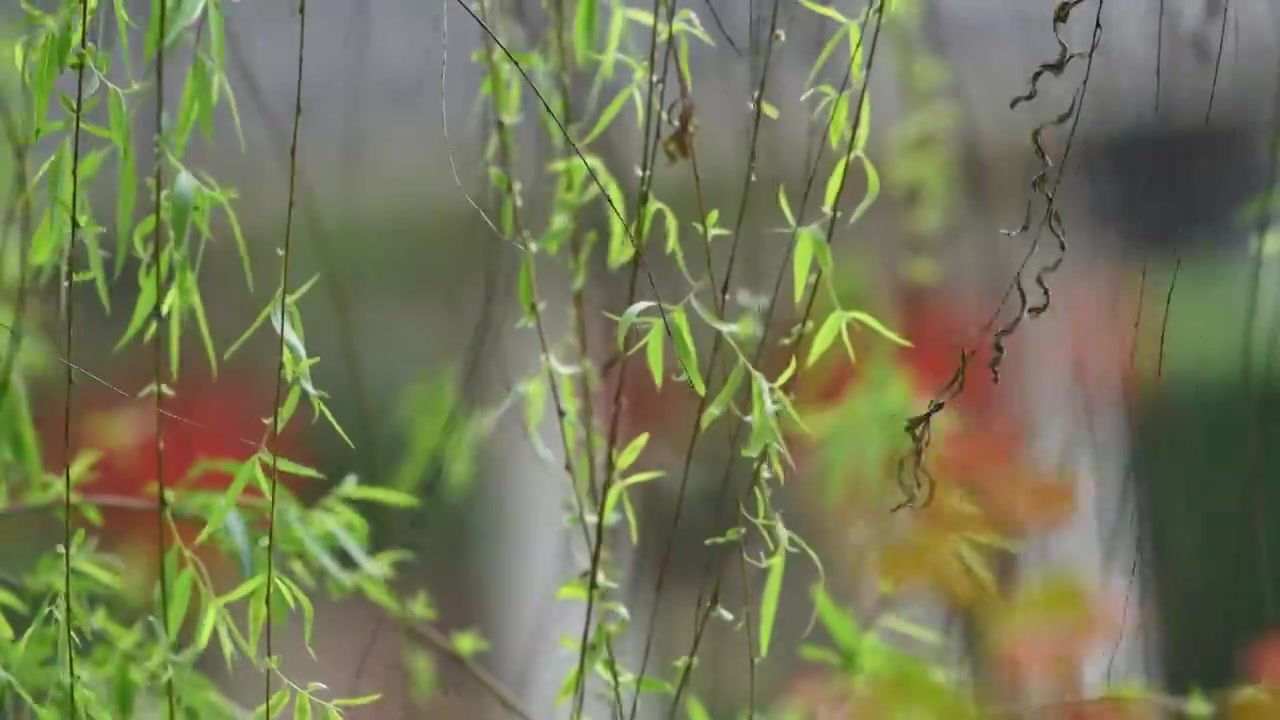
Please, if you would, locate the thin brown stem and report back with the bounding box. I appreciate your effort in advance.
[265,0,307,702]
[403,622,534,720]
[667,3,886,711]
[62,1,93,714]
[627,2,786,711]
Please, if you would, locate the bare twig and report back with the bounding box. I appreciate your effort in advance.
[265,0,308,702]
[403,622,534,720]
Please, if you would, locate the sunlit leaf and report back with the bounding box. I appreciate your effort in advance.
[616,300,657,347]
[338,483,420,509]
[669,306,705,395]
[572,0,598,64]
[793,229,814,306]
[807,311,844,368]
[846,154,880,226]
[777,184,796,228]
[167,567,195,637]
[645,323,665,388]
[685,696,712,720]
[701,360,745,430]
[170,168,200,251]
[759,528,788,658]
[518,253,536,323]
[829,93,848,150]
[581,84,630,145]
[614,432,649,473]
[603,470,664,543]
[333,693,383,707]
[451,628,490,659]
[824,156,847,214]
[846,310,910,347]
[810,584,859,654]
[218,574,266,607]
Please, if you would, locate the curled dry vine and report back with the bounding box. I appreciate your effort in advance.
[898,0,1104,511]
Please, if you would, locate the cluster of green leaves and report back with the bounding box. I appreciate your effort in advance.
[0,0,460,717]
[880,0,959,256]
[459,0,931,717]
[463,1,1280,719]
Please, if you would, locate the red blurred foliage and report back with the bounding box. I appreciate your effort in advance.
[592,277,1134,527]
[786,285,1005,423]
[595,285,1013,461]
[37,363,309,593]
[1245,629,1280,687]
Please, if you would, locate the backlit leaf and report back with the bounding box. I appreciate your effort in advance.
[793,229,813,306]
[617,300,657,347]
[581,84,630,145]
[824,156,847,214]
[811,584,859,653]
[645,323,665,388]
[847,310,910,347]
[807,311,844,368]
[778,184,796,227]
[701,360,745,430]
[759,528,788,658]
[669,306,705,395]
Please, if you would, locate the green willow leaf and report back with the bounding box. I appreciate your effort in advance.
[617,300,657,347]
[744,371,777,457]
[811,584,859,654]
[614,432,649,473]
[777,184,796,227]
[217,574,265,607]
[829,92,848,150]
[792,229,814,306]
[333,693,382,707]
[685,697,711,720]
[263,686,291,719]
[113,146,136,277]
[170,169,199,251]
[701,359,745,431]
[580,84,630,145]
[807,311,844,368]
[645,322,665,388]
[669,306,705,395]
[225,291,276,360]
[799,0,849,24]
[167,568,194,637]
[824,155,847,215]
[116,261,157,350]
[518,253,536,323]
[603,470,664,542]
[847,153,880,226]
[338,483,420,509]
[572,0,598,64]
[847,310,911,347]
[759,531,788,658]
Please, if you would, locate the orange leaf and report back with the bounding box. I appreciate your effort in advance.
[1245,629,1280,687]
[877,486,1001,606]
[989,574,1114,685]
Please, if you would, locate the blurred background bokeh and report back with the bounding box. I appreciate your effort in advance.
[7,0,1280,717]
